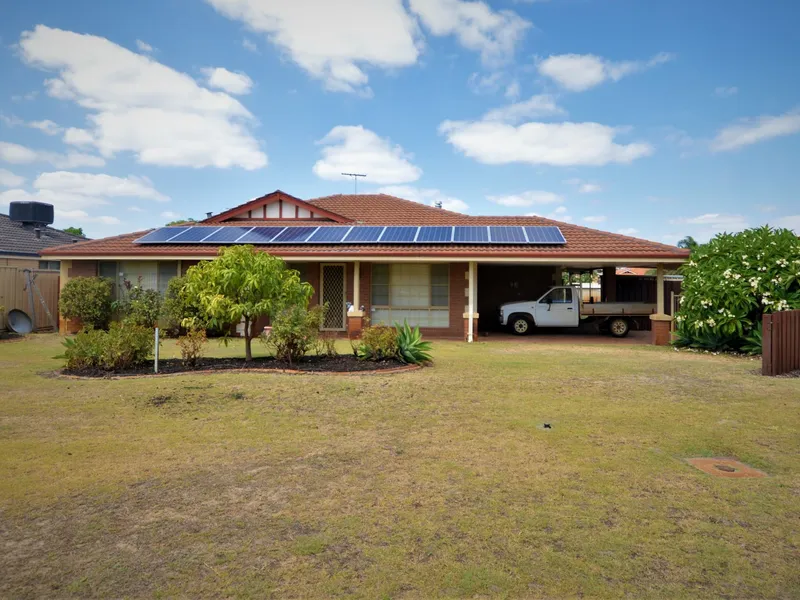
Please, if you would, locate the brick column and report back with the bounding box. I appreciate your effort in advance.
[650,314,673,345]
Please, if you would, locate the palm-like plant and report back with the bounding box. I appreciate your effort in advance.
[394,321,433,364]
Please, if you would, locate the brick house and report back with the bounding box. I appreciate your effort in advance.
[41,190,689,343]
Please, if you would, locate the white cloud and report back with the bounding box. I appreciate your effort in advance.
[0,169,25,187]
[242,38,258,53]
[63,127,95,146]
[136,39,154,53]
[0,171,170,229]
[28,119,62,135]
[488,190,563,207]
[33,171,170,202]
[313,125,421,185]
[583,215,607,223]
[617,227,639,236]
[564,178,602,193]
[467,71,503,95]
[206,0,528,95]
[505,80,520,101]
[439,119,653,166]
[409,0,530,67]
[670,213,748,240]
[482,94,566,124]
[537,52,675,92]
[202,67,254,95]
[710,109,800,152]
[161,210,181,219]
[378,185,468,212]
[128,205,144,212]
[714,86,738,98]
[775,215,800,232]
[527,205,571,222]
[205,0,422,95]
[18,25,267,170]
[0,140,105,168]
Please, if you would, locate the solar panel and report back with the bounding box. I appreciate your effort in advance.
[524,226,566,244]
[343,226,385,243]
[380,226,418,243]
[200,226,254,243]
[135,227,190,243]
[489,226,527,244]
[167,227,222,243]
[237,227,286,244]
[271,227,318,243]
[416,226,453,243]
[307,226,352,243]
[453,226,489,243]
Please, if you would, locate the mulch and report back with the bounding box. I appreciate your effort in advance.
[59,354,417,379]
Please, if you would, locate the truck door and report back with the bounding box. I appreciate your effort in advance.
[534,287,580,327]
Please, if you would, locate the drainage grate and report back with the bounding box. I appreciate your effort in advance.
[686,458,767,478]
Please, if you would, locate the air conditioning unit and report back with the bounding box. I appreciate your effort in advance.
[9,201,54,225]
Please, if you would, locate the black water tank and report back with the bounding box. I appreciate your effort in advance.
[9,201,54,225]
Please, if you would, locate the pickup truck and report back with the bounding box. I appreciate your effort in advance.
[498,286,656,337]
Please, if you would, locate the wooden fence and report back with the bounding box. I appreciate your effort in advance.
[0,267,60,332]
[762,310,800,376]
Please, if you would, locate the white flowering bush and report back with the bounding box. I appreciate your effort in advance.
[675,226,800,352]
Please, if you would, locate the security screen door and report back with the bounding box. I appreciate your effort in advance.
[321,264,346,330]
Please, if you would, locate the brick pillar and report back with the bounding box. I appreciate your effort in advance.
[347,313,364,337]
[602,266,617,302]
[650,314,673,346]
[462,316,479,342]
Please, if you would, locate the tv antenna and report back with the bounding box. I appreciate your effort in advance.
[341,172,366,194]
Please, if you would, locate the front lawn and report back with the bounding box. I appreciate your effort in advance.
[0,335,798,598]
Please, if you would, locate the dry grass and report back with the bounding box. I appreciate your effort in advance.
[0,334,798,598]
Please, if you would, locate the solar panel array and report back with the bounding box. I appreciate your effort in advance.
[135,225,566,245]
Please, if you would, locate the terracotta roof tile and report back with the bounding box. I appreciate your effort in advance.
[42,193,690,261]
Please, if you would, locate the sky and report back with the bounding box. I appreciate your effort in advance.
[0,0,799,244]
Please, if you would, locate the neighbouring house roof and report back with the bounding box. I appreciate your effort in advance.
[617,267,653,276]
[41,190,690,262]
[0,213,86,257]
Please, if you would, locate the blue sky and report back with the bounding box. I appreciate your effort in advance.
[1,0,799,243]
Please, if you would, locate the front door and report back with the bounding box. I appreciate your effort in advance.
[534,286,579,327]
[320,264,346,331]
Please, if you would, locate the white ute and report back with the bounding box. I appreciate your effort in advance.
[498,286,656,337]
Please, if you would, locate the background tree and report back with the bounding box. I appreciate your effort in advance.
[677,235,699,251]
[183,246,312,361]
[63,226,84,237]
[165,218,196,226]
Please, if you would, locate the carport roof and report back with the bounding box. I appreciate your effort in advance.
[41,191,689,261]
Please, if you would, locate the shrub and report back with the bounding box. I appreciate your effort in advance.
[357,325,398,361]
[59,277,113,329]
[163,276,204,335]
[316,332,338,358]
[113,278,162,328]
[395,321,433,364]
[674,226,800,351]
[263,304,326,366]
[176,327,207,366]
[62,323,153,371]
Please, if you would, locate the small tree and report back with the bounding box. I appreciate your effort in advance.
[677,236,699,251]
[183,246,313,361]
[63,226,84,237]
[59,277,114,329]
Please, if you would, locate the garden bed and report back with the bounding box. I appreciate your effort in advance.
[61,354,412,378]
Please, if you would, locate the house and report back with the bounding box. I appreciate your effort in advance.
[40,190,689,344]
[1,202,86,269]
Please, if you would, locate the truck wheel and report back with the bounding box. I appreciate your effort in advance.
[510,315,532,335]
[609,318,629,338]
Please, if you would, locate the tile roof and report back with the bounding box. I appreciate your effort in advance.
[0,213,86,256]
[41,193,690,261]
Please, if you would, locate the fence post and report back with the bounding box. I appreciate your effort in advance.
[154,327,160,374]
[762,314,772,376]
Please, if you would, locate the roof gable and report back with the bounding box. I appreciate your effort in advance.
[203,190,352,224]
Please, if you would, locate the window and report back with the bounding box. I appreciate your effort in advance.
[540,287,573,304]
[157,261,179,295]
[371,263,449,328]
[38,260,60,270]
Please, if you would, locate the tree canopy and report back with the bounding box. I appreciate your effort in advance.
[63,226,84,237]
[677,235,699,251]
[165,218,196,226]
[182,246,313,360]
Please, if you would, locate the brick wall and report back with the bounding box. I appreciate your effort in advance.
[68,260,98,278]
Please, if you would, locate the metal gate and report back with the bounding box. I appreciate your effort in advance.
[320,264,346,331]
